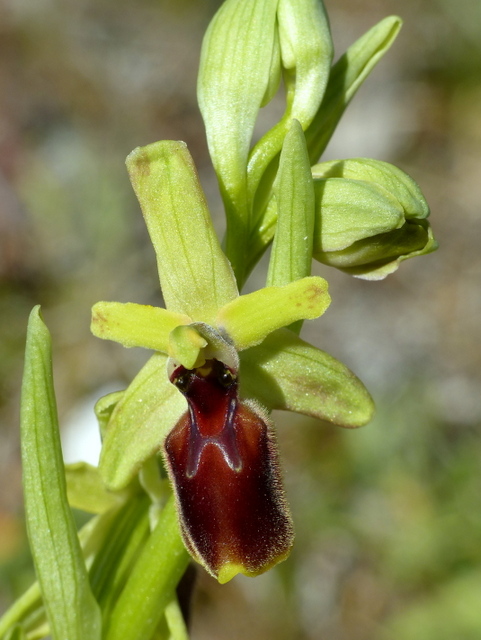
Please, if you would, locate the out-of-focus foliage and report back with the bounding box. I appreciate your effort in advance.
[1,0,480,637]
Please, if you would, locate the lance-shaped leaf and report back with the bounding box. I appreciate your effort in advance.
[164,358,294,584]
[99,353,186,490]
[126,141,238,323]
[91,301,191,352]
[267,120,315,289]
[217,276,330,350]
[198,0,279,279]
[248,0,333,202]
[239,329,374,427]
[306,16,402,163]
[20,307,101,640]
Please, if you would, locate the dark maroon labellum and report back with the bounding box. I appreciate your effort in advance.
[164,358,294,583]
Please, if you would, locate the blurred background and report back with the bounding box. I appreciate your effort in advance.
[1,0,480,638]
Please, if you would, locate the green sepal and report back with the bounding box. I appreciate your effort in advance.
[306,16,402,163]
[99,353,186,491]
[312,158,430,220]
[91,301,191,352]
[126,141,238,322]
[312,177,405,252]
[65,462,127,514]
[20,307,101,640]
[217,277,330,350]
[239,328,374,427]
[267,119,315,289]
[334,220,438,280]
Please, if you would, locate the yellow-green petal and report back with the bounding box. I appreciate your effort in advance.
[216,277,330,350]
[91,302,191,352]
[168,325,208,370]
[126,141,238,323]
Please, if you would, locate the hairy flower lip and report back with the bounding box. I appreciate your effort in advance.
[164,357,294,582]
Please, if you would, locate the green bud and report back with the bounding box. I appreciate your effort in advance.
[311,158,437,279]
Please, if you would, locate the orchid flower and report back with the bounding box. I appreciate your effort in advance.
[91,140,374,583]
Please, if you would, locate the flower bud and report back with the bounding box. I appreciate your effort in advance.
[311,158,437,279]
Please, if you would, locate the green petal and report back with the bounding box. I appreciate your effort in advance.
[239,329,374,427]
[91,301,191,351]
[306,16,402,163]
[20,307,101,640]
[216,277,330,350]
[65,462,127,514]
[126,141,238,323]
[99,353,186,490]
[267,119,315,290]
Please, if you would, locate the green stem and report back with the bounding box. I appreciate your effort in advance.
[104,496,189,640]
[0,583,42,638]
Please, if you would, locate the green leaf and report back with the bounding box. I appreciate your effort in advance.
[65,462,127,514]
[126,141,238,322]
[267,120,315,289]
[99,353,186,490]
[105,496,189,640]
[240,329,374,427]
[216,277,330,350]
[20,306,101,640]
[306,16,402,163]
[91,302,191,352]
